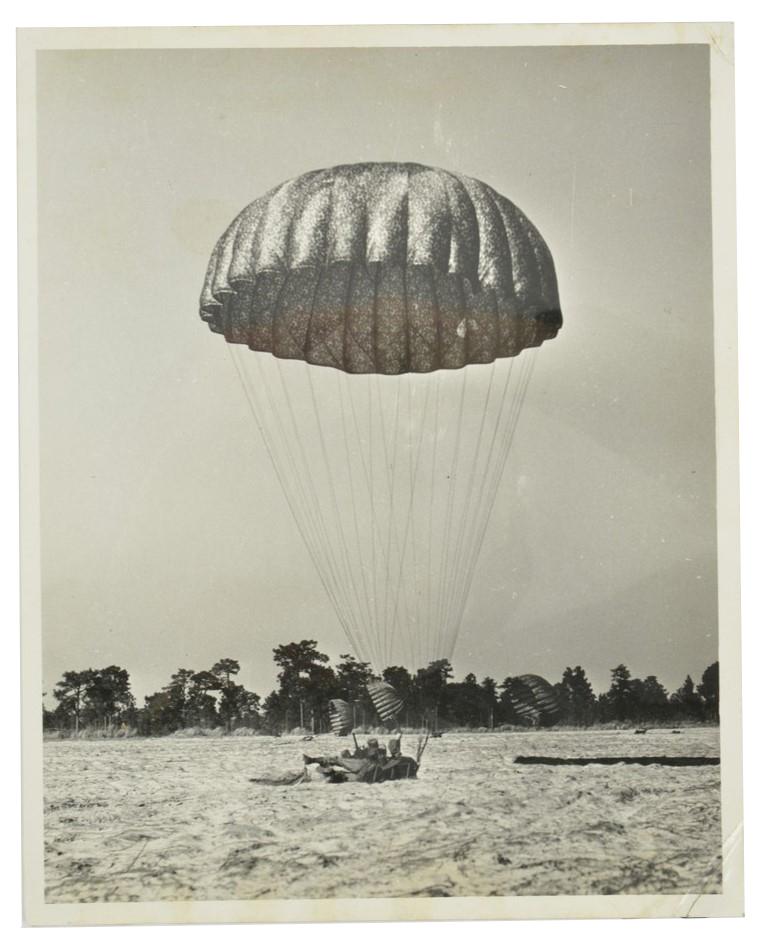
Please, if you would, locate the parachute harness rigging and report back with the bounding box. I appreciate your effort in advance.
[230,343,536,670]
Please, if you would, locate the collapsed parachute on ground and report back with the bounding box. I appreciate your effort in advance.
[504,674,562,728]
[199,163,562,670]
[367,679,405,725]
[327,698,353,736]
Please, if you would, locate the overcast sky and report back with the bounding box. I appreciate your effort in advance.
[37,43,716,705]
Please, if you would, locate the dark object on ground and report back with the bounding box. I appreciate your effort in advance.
[634,729,648,734]
[431,732,443,738]
[368,755,419,781]
[304,752,419,783]
[671,730,682,734]
[513,755,719,767]
[302,735,314,741]
[249,771,306,785]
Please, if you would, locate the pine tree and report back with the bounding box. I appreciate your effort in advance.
[607,665,636,723]
[697,662,719,721]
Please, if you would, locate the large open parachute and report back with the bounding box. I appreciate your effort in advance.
[200,163,562,671]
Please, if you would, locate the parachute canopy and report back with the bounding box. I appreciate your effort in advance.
[367,679,405,724]
[506,675,562,728]
[327,698,353,736]
[200,162,561,375]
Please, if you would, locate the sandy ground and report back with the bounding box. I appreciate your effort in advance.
[44,728,721,902]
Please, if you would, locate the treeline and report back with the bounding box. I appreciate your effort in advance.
[43,640,719,737]
[44,659,260,736]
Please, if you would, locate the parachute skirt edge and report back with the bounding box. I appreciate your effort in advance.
[201,263,560,376]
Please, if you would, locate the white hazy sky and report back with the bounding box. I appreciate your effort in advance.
[37,43,717,705]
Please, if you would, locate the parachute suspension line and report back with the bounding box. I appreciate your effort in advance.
[438,358,519,656]
[386,374,432,668]
[268,359,367,662]
[438,360,498,641]
[443,349,537,657]
[424,373,442,666]
[305,365,376,668]
[337,370,377,666]
[387,373,409,667]
[347,371,403,671]
[259,363,338,595]
[433,368,469,659]
[385,378,403,667]
[440,357,515,651]
[440,357,526,658]
[371,376,385,664]
[367,384,393,664]
[269,359,369,664]
[374,376,399,667]
[440,358,521,656]
[228,348,363,661]
[365,373,413,669]
[230,349,339,615]
[365,374,380,663]
[345,374,395,670]
[408,375,424,671]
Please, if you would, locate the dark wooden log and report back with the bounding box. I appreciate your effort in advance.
[512,756,719,767]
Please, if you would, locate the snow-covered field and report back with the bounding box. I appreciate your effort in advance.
[44,728,721,902]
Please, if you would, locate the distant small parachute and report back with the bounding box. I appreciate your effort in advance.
[327,698,353,736]
[200,162,562,670]
[367,679,405,725]
[506,674,562,728]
